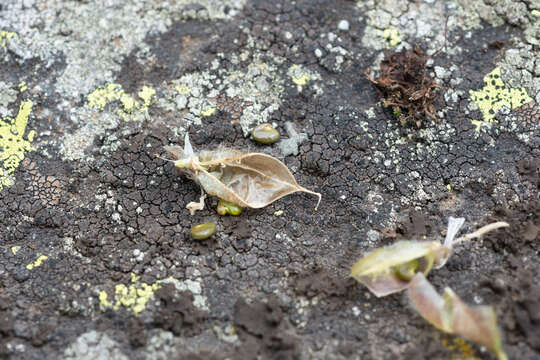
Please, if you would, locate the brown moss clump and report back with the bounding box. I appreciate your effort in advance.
[365,47,441,128]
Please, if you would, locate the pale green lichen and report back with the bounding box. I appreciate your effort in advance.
[26,255,48,270]
[166,53,286,136]
[0,100,35,190]
[469,67,532,126]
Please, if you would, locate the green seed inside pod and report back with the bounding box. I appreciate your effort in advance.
[217,199,243,216]
[190,222,217,240]
[251,123,280,144]
[393,259,420,281]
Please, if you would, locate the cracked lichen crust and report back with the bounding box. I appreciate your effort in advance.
[360,1,463,55]
[63,331,128,360]
[160,53,288,136]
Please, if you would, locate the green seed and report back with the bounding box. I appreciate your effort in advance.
[190,222,217,240]
[393,259,419,281]
[251,123,280,144]
[217,199,243,216]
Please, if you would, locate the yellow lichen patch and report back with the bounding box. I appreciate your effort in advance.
[120,93,136,112]
[87,83,156,119]
[26,255,48,270]
[130,272,141,283]
[0,30,17,47]
[0,100,35,191]
[380,27,401,47]
[469,67,532,125]
[88,83,130,110]
[114,282,160,315]
[471,119,484,131]
[292,74,309,86]
[138,86,156,107]
[176,86,190,94]
[289,64,314,86]
[11,246,21,255]
[98,291,113,307]
[18,82,27,93]
[201,107,217,117]
[441,337,481,360]
[99,273,166,315]
[99,275,207,314]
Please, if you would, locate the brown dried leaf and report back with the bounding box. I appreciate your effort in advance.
[408,274,507,360]
[163,135,321,212]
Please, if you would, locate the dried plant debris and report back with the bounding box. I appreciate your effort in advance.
[351,218,508,297]
[350,240,442,296]
[365,47,441,128]
[163,134,321,214]
[408,274,507,360]
[351,217,509,359]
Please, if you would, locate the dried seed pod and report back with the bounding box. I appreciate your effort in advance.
[190,222,216,240]
[217,199,242,216]
[350,240,441,297]
[251,123,280,144]
[163,134,321,214]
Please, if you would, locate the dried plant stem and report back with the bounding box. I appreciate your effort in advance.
[186,191,207,215]
[455,222,509,244]
[300,188,321,211]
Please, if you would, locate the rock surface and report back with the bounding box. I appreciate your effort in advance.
[0,0,539,359]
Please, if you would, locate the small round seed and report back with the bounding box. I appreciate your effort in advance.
[251,123,280,144]
[190,222,216,240]
[393,259,419,281]
[217,199,243,216]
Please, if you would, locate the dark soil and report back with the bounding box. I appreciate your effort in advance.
[153,284,208,337]
[234,296,301,360]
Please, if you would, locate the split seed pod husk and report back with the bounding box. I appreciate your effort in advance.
[408,273,507,360]
[350,217,464,297]
[164,134,321,214]
[350,240,445,297]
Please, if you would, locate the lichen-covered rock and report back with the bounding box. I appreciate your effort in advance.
[0,0,538,359]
